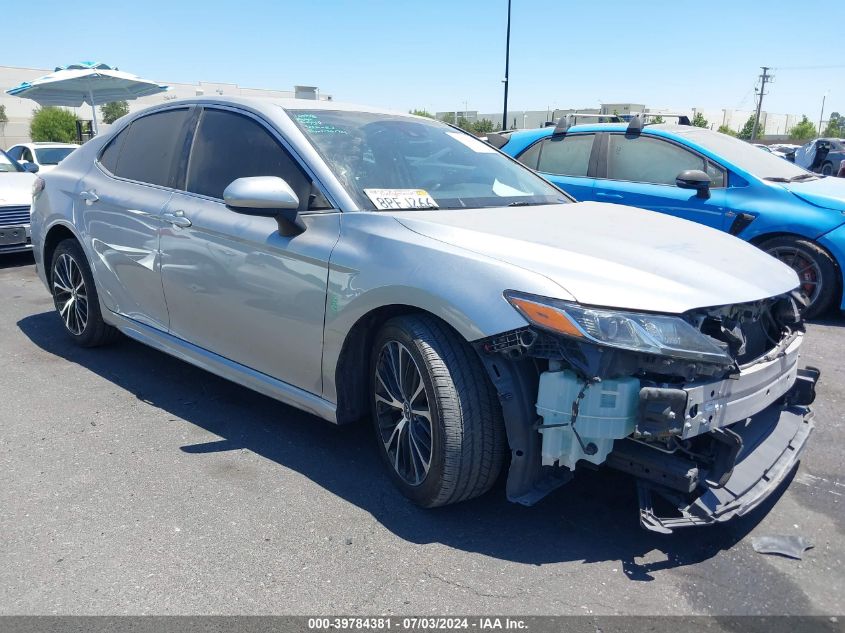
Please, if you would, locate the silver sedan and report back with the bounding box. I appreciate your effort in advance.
[29,97,818,531]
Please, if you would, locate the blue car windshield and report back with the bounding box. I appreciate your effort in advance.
[677,128,811,180]
[289,109,570,210]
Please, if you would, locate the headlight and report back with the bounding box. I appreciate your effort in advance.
[32,176,45,198]
[504,291,732,364]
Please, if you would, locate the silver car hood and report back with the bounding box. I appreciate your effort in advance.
[0,172,36,206]
[392,202,800,314]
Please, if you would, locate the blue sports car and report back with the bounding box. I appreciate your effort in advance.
[499,117,845,317]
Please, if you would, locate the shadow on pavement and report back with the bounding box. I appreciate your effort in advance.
[0,251,35,269]
[18,310,792,578]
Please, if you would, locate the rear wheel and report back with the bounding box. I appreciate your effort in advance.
[370,315,506,507]
[821,162,834,176]
[759,236,839,319]
[50,239,120,347]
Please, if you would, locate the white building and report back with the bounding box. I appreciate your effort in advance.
[0,65,331,147]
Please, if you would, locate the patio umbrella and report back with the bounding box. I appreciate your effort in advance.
[6,61,168,135]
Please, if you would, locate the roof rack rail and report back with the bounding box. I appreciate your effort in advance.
[626,112,692,135]
[553,112,623,136]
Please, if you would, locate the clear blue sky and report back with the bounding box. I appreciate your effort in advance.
[7,0,845,117]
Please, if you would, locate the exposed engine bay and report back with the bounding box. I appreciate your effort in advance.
[476,290,819,533]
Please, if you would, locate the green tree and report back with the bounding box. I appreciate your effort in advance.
[0,105,7,124]
[409,109,434,118]
[471,119,495,135]
[649,115,664,124]
[717,124,737,136]
[738,115,765,140]
[789,115,817,141]
[30,107,79,143]
[456,116,473,132]
[692,111,708,128]
[100,100,129,124]
[439,112,455,125]
[823,112,843,138]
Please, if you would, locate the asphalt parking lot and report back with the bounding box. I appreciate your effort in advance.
[1,251,843,616]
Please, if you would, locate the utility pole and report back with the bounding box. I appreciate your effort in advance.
[752,66,771,142]
[818,92,828,137]
[501,0,511,131]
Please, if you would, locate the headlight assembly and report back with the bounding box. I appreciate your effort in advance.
[504,291,732,365]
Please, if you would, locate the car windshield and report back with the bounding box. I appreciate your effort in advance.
[677,128,812,180]
[289,109,569,210]
[34,147,75,165]
[0,151,22,173]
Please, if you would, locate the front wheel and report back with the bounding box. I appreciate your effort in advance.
[759,236,839,319]
[50,239,120,347]
[370,315,506,508]
[821,162,834,176]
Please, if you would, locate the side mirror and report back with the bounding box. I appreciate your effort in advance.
[223,176,304,236]
[675,169,711,198]
[21,162,39,173]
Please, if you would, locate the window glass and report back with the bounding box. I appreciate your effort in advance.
[608,135,710,186]
[35,147,75,165]
[516,141,542,170]
[0,151,22,172]
[111,109,190,187]
[98,129,126,174]
[21,148,34,162]
[290,109,568,210]
[186,109,310,206]
[536,135,594,177]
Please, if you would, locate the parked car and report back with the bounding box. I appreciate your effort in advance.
[769,143,800,161]
[0,148,37,254]
[500,119,845,317]
[793,138,845,175]
[6,142,79,174]
[753,143,771,152]
[30,97,818,532]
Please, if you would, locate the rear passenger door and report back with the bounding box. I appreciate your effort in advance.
[83,107,193,329]
[517,133,597,200]
[594,133,728,230]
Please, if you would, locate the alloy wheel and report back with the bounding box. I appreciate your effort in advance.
[52,253,88,336]
[374,340,433,486]
[768,245,823,306]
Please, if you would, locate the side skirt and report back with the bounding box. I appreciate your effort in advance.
[104,309,338,423]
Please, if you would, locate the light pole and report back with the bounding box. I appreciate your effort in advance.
[818,91,828,137]
[501,0,511,131]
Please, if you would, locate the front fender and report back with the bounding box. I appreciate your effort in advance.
[321,212,571,403]
[817,222,845,310]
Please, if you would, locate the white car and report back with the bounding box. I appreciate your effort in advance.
[0,149,36,254]
[6,142,79,173]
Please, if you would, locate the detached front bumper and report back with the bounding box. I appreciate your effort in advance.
[633,403,814,533]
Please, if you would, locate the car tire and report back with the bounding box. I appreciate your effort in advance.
[370,314,506,508]
[759,236,839,319]
[50,239,121,347]
[821,162,834,176]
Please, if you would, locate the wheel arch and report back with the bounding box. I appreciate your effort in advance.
[42,222,82,283]
[334,304,460,425]
[751,231,843,310]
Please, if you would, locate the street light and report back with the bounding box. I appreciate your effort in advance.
[501,0,511,131]
[819,91,829,137]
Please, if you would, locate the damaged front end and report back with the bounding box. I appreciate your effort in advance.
[476,290,819,533]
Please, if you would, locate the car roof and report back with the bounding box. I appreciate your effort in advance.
[126,95,418,121]
[503,122,697,153]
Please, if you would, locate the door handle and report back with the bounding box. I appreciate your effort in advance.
[161,210,192,228]
[595,192,623,200]
[79,190,99,204]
